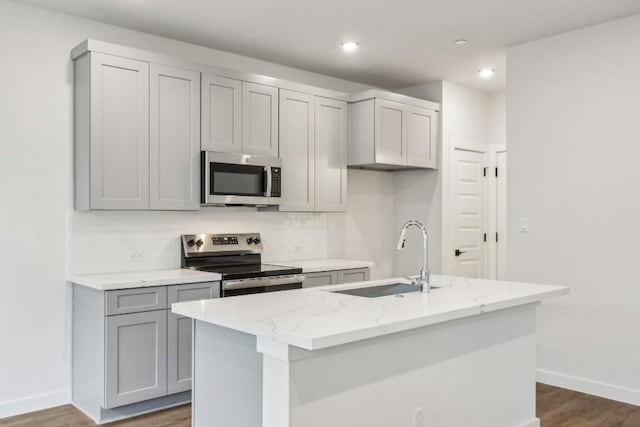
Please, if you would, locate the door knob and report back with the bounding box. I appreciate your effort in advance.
[455,249,466,257]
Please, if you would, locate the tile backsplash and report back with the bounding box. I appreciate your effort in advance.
[69,208,329,275]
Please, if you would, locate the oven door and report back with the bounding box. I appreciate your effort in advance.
[222,274,305,297]
[202,152,282,206]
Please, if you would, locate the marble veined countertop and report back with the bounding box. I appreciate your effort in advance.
[172,275,569,350]
[266,258,374,273]
[70,268,222,291]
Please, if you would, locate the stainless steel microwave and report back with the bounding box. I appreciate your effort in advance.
[201,152,282,206]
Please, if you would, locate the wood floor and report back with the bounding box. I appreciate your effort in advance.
[1,384,639,426]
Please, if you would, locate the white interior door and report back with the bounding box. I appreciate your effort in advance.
[451,146,488,278]
[495,149,507,279]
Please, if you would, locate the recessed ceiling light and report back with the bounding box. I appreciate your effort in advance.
[455,39,468,46]
[479,68,495,79]
[341,41,359,52]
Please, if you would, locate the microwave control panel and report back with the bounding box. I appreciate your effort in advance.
[270,167,281,197]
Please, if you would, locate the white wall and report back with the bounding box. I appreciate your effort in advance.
[395,82,498,276]
[0,0,393,416]
[489,91,506,146]
[328,170,397,279]
[507,14,640,404]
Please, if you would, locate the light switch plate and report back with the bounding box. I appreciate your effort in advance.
[519,217,529,233]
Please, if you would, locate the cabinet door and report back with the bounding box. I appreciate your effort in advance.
[407,106,438,169]
[279,90,315,212]
[303,271,338,288]
[242,82,279,156]
[315,97,348,212]
[167,282,219,394]
[90,53,149,210]
[201,74,242,153]
[149,65,201,210]
[374,99,407,166]
[105,310,167,408]
[167,313,193,394]
[337,268,370,284]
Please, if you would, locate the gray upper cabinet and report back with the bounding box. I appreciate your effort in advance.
[349,91,439,171]
[76,52,150,210]
[279,92,348,213]
[74,51,201,211]
[315,97,348,211]
[201,74,242,153]
[279,89,315,212]
[406,105,438,168]
[149,65,201,210]
[105,310,167,408]
[242,82,279,157]
[375,99,407,166]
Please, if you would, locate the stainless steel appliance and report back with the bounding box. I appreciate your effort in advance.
[181,233,304,297]
[201,152,282,206]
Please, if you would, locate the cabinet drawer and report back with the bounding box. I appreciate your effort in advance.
[168,282,220,305]
[106,287,168,316]
[303,271,338,288]
[337,268,370,284]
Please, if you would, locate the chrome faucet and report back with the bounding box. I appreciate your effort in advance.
[396,220,430,293]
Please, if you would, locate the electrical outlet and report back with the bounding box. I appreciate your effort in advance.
[412,407,424,427]
[129,251,144,263]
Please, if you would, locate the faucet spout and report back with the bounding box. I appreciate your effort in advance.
[396,220,430,293]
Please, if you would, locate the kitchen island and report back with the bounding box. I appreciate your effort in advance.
[172,275,568,427]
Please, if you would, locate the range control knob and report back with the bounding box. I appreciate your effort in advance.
[253,237,261,245]
[187,239,196,247]
[195,239,204,247]
[246,237,254,245]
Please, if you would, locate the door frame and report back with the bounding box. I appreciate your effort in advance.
[489,144,507,279]
[443,141,507,279]
[442,140,489,277]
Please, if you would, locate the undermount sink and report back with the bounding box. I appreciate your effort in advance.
[331,282,439,298]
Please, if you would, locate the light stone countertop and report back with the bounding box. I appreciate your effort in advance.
[266,258,375,273]
[172,275,569,351]
[69,268,222,291]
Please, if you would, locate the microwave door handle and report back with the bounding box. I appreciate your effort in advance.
[204,152,211,200]
[265,166,272,197]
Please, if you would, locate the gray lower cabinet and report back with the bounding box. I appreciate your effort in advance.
[167,313,193,394]
[338,268,370,284]
[72,281,220,422]
[303,271,338,288]
[303,268,370,288]
[105,310,168,408]
[167,282,220,394]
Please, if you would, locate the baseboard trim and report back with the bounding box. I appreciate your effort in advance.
[537,369,640,406]
[0,389,71,419]
[517,418,540,427]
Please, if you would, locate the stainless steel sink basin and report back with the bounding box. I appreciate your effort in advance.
[331,282,439,298]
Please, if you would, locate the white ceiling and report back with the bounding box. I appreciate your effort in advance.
[19,0,640,91]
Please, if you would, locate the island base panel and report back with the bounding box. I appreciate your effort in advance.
[193,304,540,427]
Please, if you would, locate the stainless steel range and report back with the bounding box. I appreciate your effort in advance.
[181,233,304,297]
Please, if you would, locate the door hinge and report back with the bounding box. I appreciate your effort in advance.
[495,167,498,177]
[483,233,487,242]
[496,232,499,242]
[483,167,487,177]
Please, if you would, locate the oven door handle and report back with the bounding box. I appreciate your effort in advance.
[223,274,306,290]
